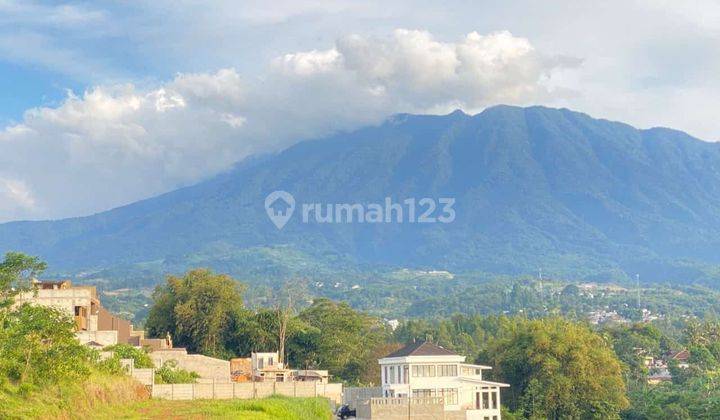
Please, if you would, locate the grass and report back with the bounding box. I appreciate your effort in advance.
[0,372,150,419]
[1,375,332,420]
[89,395,333,419]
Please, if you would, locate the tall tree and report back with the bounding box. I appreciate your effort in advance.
[145,269,246,358]
[292,298,388,384]
[0,252,47,309]
[483,318,629,419]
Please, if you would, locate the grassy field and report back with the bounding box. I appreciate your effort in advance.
[0,373,150,419]
[1,371,331,420]
[88,395,333,419]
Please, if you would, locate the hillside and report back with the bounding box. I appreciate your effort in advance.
[2,105,720,283]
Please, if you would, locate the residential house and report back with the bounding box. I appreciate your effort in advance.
[371,341,509,419]
[230,352,329,383]
[14,279,135,347]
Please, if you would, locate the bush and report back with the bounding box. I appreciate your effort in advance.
[0,304,95,386]
[154,360,200,384]
[104,343,154,368]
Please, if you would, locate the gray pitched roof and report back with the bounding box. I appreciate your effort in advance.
[384,341,458,358]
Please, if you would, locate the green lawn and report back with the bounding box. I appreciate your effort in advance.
[92,396,334,420]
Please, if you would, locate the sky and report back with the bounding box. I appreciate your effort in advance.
[1,0,720,223]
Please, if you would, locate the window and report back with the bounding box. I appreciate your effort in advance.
[412,389,436,398]
[437,364,457,377]
[411,365,436,377]
[482,391,490,409]
[439,388,458,405]
[384,366,388,384]
[397,365,401,383]
[389,366,395,384]
[403,365,409,383]
[491,391,498,409]
[268,356,274,366]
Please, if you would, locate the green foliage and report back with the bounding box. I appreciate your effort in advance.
[90,395,332,419]
[395,314,513,357]
[624,373,720,419]
[291,298,389,385]
[0,253,96,389]
[0,252,46,309]
[104,343,154,369]
[0,371,149,419]
[605,323,669,384]
[484,318,629,419]
[145,269,246,358]
[154,360,200,384]
[0,303,94,386]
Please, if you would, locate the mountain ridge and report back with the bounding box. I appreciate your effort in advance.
[2,105,720,284]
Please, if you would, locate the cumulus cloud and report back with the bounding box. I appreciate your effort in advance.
[0,29,572,222]
[274,29,566,110]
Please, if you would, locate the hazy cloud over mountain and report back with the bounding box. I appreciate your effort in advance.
[2,1,720,222]
[0,29,569,221]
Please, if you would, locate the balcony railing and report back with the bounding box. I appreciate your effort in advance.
[369,396,445,406]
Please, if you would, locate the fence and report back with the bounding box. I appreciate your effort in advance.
[151,381,343,404]
[356,397,446,420]
[120,358,155,386]
[344,386,382,408]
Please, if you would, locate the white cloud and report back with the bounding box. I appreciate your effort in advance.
[0,29,571,222]
[0,177,36,221]
[276,29,567,111]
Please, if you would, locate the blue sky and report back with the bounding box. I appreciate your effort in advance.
[1,0,720,222]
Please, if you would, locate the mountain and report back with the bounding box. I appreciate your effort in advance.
[2,105,720,284]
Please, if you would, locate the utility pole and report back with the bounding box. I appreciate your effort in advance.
[636,273,641,311]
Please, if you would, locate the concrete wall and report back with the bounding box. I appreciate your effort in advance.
[150,350,231,382]
[97,306,132,344]
[14,288,93,316]
[151,381,342,404]
[356,397,446,420]
[344,386,382,408]
[77,330,118,347]
[118,358,155,386]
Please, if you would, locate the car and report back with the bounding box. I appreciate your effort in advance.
[336,404,356,419]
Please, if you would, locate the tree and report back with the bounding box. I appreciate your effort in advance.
[145,269,246,358]
[484,318,629,419]
[0,304,93,386]
[0,252,47,309]
[291,298,388,384]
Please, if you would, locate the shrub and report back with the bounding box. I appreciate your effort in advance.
[104,343,154,368]
[0,304,94,386]
[154,360,200,384]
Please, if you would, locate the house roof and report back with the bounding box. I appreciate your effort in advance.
[461,378,511,387]
[671,350,690,361]
[383,341,458,358]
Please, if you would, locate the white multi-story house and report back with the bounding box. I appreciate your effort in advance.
[378,341,509,419]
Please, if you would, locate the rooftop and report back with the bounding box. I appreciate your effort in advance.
[383,341,458,358]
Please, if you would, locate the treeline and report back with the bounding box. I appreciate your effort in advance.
[7,251,720,419]
[143,269,630,417]
[145,268,720,419]
[144,269,390,384]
